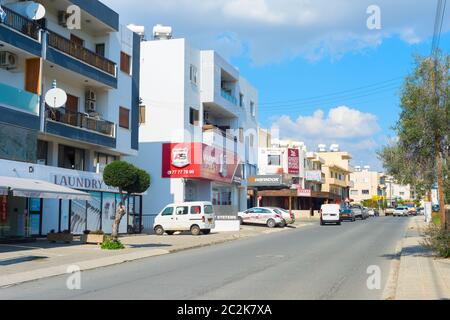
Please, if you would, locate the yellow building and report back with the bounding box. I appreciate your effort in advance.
[349,167,386,203]
[317,147,353,201]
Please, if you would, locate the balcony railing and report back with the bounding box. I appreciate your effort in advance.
[0,83,39,115]
[46,107,115,137]
[0,6,42,40]
[221,89,237,105]
[47,31,116,77]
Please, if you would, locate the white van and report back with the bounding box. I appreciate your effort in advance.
[153,202,216,236]
[320,204,341,226]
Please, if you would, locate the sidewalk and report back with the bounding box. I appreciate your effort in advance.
[0,223,307,288]
[393,216,450,300]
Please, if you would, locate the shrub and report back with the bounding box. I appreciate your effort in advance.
[101,238,125,250]
[423,224,450,258]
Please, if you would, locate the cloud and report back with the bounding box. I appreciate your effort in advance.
[103,0,446,64]
[270,106,382,169]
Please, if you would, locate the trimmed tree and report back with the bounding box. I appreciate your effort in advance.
[103,161,150,240]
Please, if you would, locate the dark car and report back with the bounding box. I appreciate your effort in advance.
[340,208,356,222]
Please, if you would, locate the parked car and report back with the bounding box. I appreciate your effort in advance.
[320,204,341,226]
[368,208,376,217]
[238,207,284,228]
[340,207,356,222]
[362,207,370,219]
[351,204,367,220]
[405,203,417,215]
[153,201,216,236]
[393,205,409,217]
[272,208,295,227]
[385,206,395,216]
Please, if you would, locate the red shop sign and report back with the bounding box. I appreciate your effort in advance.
[288,148,300,175]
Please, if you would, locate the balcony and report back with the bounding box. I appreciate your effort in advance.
[203,125,237,152]
[0,83,39,115]
[220,89,237,105]
[328,178,349,188]
[47,31,116,77]
[46,107,115,137]
[0,6,42,41]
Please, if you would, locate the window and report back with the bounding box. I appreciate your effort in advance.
[189,108,199,126]
[139,105,146,124]
[204,205,214,214]
[162,207,174,216]
[190,206,201,214]
[36,140,48,165]
[176,206,189,215]
[250,101,255,117]
[120,51,131,75]
[95,43,105,57]
[119,107,130,129]
[362,190,370,195]
[70,34,84,47]
[58,145,85,171]
[95,152,117,167]
[189,65,198,85]
[268,155,281,166]
[239,93,244,107]
[350,190,359,196]
[212,187,232,205]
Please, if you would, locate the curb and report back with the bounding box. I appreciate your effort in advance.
[0,225,297,289]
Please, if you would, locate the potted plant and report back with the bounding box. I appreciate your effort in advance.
[47,230,74,243]
[81,230,105,245]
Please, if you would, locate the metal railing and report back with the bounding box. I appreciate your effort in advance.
[47,31,116,76]
[221,89,237,105]
[0,6,42,40]
[46,107,116,137]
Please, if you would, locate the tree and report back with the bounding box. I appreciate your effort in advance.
[379,53,450,229]
[103,161,151,240]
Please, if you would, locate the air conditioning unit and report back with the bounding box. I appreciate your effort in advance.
[58,11,68,27]
[0,52,18,70]
[85,90,96,102]
[85,100,96,113]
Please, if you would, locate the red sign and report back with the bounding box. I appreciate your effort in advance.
[0,196,7,222]
[297,188,312,197]
[162,143,240,184]
[288,148,300,175]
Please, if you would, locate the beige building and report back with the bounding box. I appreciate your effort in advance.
[350,166,386,203]
[317,145,353,201]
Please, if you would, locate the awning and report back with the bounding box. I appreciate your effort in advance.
[0,177,91,200]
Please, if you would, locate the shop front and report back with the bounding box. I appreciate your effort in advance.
[162,142,243,231]
[0,159,144,239]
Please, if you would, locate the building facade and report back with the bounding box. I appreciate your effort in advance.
[384,176,415,206]
[349,166,386,203]
[132,37,258,228]
[0,0,141,239]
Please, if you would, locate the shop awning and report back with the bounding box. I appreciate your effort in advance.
[0,177,91,200]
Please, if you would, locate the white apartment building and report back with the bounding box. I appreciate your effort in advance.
[384,176,415,205]
[0,1,142,240]
[132,34,258,227]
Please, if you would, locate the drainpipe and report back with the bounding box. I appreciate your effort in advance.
[39,30,48,133]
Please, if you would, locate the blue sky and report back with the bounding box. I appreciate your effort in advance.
[104,0,450,171]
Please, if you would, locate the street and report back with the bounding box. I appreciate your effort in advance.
[0,217,409,300]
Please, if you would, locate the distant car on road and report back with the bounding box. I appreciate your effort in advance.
[405,203,417,215]
[320,204,341,226]
[351,204,367,220]
[368,208,376,217]
[385,207,395,216]
[340,207,356,222]
[271,208,295,227]
[238,207,284,228]
[393,205,409,217]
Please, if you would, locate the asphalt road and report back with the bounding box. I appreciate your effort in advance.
[0,216,410,300]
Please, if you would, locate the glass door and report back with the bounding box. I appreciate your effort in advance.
[28,198,42,236]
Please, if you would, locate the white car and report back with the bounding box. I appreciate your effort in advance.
[271,208,296,227]
[393,206,409,217]
[153,202,215,236]
[238,207,284,228]
[320,204,341,226]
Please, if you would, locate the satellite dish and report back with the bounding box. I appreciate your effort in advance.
[45,88,67,109]
[25,2,46,20]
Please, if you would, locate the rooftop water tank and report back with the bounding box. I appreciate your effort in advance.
[153,24,173,40]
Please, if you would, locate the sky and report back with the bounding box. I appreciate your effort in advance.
[103,0,450,171]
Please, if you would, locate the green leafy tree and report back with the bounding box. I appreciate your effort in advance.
[379,53,450,229]
[103,161,151,240]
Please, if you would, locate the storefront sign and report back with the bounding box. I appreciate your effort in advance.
[0,195,7,222]
[162,143,240,184]
[297,188,312,197]
[306,170,323,182]
[247,175,283,187]
[288,148,300,175]
[52,174,118,192]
